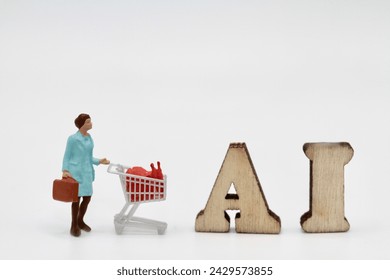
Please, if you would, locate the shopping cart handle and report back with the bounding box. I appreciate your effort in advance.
[107,163,125,175]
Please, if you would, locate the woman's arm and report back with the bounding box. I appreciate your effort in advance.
[92,157,110,165]
[62,136,74,175]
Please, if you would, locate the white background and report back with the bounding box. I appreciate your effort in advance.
[0,0,389,259]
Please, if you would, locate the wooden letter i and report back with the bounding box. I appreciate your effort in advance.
[300,142,353,233]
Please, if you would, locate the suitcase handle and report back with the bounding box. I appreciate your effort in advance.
[62,176,78,183]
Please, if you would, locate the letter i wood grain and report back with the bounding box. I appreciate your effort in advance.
[300,142,353,233]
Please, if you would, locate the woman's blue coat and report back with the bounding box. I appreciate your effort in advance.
[62,131,100,196]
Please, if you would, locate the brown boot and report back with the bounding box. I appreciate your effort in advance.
[70,199,81,237]
[78,196,91,232]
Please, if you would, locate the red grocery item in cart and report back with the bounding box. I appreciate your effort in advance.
[148,163,157,178]
[156,161,163,180]
[126,162,164,202]
[127,166,148,177]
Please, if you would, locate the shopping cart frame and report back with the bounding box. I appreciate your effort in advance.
[107,163,167,235]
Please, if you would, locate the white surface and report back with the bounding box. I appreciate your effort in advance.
[0,0,389,259]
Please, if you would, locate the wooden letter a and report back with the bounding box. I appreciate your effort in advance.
[301,142,353,233]
[195,143,281,234]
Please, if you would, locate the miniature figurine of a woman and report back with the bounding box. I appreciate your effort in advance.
[62,113,110,237]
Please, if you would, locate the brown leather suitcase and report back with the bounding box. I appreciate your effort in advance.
[52,177,79,202]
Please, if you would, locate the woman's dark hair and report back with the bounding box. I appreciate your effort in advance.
[74,113,91,129]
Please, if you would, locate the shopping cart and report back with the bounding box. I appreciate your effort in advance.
[107,163,167,235]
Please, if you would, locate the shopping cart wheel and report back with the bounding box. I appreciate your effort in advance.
[114,222,125,235]
[157,224,167,235]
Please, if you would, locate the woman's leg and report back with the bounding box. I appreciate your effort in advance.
[70,198,81,237]
[78,196,92,232]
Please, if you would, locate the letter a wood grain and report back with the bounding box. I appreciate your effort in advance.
[195,143,281,234]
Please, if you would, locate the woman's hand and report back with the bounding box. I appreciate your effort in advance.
[99,158,110,165]
[62,170,72,178]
